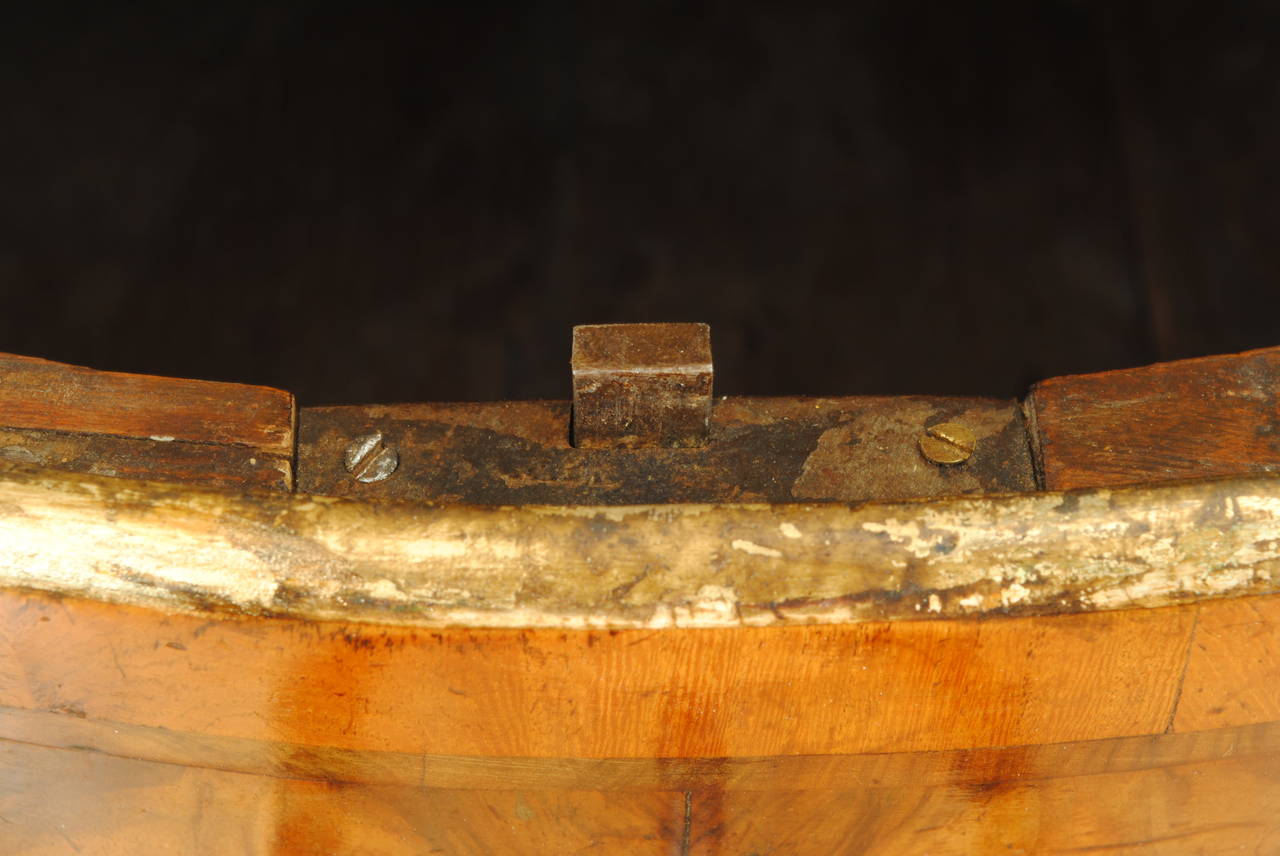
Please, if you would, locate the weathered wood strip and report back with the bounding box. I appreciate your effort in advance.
[0,351,294,453]
[0,426,291,491]
[1028,345,1280,490]
[0,462,1276,627]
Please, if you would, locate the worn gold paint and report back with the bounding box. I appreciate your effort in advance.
[0,461,1278,628]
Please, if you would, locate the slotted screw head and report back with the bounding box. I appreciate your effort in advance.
[344,432,400,483]
[918,422,976,465]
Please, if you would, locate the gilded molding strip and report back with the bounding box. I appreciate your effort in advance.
[0,461,1277,628]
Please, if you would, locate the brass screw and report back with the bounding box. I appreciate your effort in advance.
[918,422,976,465]
[344,432,400,483]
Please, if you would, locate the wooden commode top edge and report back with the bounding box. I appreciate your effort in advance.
[0,460,1276,629]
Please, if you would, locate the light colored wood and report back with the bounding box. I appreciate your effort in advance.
[5,735,1277,855]
[0,589,1277,852]
[2,679,1278,853]
[0,588,1196,759]
[273,785,685,856]
[0,740,685,855]
[695,749,1280,854]
[1,699,1277,795]
[1174,594,1280,732]
[1,464,1279,850]
[0,740,279,855]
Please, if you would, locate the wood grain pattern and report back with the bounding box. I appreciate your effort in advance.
[1,701,1276,797]
[0,352,295,491]
[0,740,279,855]
[1029,345,1280,490]
[4,734,1277,855]
[693,750,1280,855]
[0,591,1275,853]
[0,589,1194,760]
[0,426,292,491]
[275,784,684,856]
[0,352,294,452]
[1174,595,1280,734]
[0,740,686,856]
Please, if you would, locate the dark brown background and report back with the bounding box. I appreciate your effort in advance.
[2,2,1276,405]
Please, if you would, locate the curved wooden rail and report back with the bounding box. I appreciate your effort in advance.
[0,465,1278,852]
[0,462,1278,627]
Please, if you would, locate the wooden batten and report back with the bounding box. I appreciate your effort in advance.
[0,462,1276,628]
[1029,345,1280,490]
[0,352,296,491]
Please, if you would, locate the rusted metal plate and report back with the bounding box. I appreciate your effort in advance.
[296,396,1035,504]
[571,323,713,449]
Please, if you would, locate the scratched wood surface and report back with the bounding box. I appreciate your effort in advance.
[0,352,295,491]
[1029,345,1280,490]
[0,589,1276,853]
[4,732,1277,855]
[0,590,1197,759]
